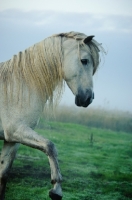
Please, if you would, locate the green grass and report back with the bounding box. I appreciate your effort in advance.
[0,121,132,200]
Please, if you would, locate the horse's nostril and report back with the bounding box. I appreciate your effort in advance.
[93,92,94,99]
[86,89,93,100]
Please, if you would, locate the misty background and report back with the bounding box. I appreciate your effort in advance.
[0,0,132,112]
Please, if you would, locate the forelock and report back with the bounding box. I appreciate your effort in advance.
[52,31,106,74]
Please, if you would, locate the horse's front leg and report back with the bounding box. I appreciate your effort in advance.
[0,141,20,200]
[4,125,63,200]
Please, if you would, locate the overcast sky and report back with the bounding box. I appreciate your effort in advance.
[0,0,132,112]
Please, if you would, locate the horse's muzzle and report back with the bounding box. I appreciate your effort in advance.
[75,90,94,107]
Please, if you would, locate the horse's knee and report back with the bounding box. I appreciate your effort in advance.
[46,140,58,157]
[0,157,10,178]
[0,141,19,174]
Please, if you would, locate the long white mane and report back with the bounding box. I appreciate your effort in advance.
[0,31,105,105]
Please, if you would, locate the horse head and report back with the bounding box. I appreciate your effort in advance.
[62,33,98,107]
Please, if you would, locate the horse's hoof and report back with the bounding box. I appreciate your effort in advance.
[49,190,62,200]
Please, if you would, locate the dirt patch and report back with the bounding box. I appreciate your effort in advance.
[8,161,51,187]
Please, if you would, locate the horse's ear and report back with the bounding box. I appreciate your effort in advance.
[84,36,95,44]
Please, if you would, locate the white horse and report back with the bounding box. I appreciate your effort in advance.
[0,32,105,200]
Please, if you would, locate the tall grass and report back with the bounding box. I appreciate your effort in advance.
[39,106,132,133]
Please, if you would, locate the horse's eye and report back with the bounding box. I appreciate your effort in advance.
[81,59,88,65]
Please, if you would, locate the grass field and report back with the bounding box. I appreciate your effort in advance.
[0,121,132,200]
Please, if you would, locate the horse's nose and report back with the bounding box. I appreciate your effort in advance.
[75,89,94,107]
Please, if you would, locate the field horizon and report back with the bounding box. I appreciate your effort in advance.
[40,105,132,134]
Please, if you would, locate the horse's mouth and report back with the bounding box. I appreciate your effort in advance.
[75,93,94,108]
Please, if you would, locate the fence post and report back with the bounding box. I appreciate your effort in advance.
[90,133,93,147]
